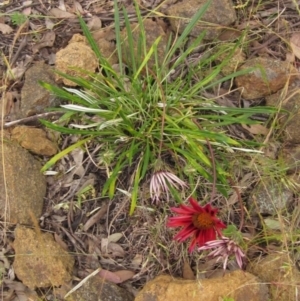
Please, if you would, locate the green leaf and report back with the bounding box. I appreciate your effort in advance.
[141,140,150,179]
[130,157,143,215]
[41,137,90,172]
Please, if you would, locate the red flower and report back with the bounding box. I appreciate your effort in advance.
[167,198,226,252]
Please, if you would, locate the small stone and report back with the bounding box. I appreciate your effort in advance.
[135,271,268,301]
[65,275,134,301]
[121,19,169,69]
[13,226,74,289]
[92,28,118,65]
[248,253,300,301]
[55,34,98,86]
[11,126,57,156]
[235,57,296,99]
[215,45,246,75]
[166,0,236,40]
[278,144,300,173]
[249,180,293,215]
[266,86,300,144]
[21,61,58,117]
[0,137,46,225]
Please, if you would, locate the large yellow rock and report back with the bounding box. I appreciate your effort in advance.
[55,34,98,86]
[135,271,268,301]
[13,226,74,289]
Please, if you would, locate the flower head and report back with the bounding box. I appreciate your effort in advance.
[198,236,245,270]
[150,171,187,203]
[167,198,226,252]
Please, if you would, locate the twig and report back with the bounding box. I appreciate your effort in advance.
[5,2,41,13]
[10,35,28,67]
[3,111,64,128]
[228,176,244,232]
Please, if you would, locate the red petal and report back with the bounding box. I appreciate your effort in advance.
[203,203,218,215]
[205,228,217,242]
[189,198,205,212]
[174,225,195,242]
[168,215,193,223]
[167,217,192,227]
[188,236,198,252]
[171,206,196,215]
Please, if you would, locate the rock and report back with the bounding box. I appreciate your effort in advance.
[65,274,134,301]
[266,86,300,143]
[92,28,118,65]
[166,0,236,40]
[278,144,300,173]
[249,179,293,215]
[55,34,98,86]
[11,126,57,156]
[135,271,268,301]
[215,44,246,76]
[121,19,169,69]
[248,253,300,301]
[235,57,296,99]
[0,137,46,225]
[13,226,74,289]
[21,61,58,117]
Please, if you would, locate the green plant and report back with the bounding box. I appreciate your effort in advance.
[40,0,277,214]
[10,12,28,26]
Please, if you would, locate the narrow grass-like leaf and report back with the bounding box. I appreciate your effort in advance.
[60,104,112,113]
[41,137,90,172]
[134,36,161,80]
[141,140,150,179]
[123,8,137,73]
[166,0,212,60]
[102,151,128,198]
[39,81,87,105]
[114,0,123,74]
[130,156,142,215]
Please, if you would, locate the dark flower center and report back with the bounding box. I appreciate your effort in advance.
[192,212,215,229]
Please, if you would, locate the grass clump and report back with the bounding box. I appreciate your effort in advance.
[40,0,277,214]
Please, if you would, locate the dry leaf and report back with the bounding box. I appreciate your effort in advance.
[182,260,195,280]
[58,0,67,11]
[107,233,123,243]
[290,33,300,60]
[22,0,32,15]
[0,23,13,34]
[74,1,84,14]
[83,203,108,231]
[107,242,125,257]
[32,30,56,54]
[88,16,102,31]
[48,8,75,18]
[113,270,135,283]
[286,52,295,63]
[241,124,268,135]
[264,218,281,230]
[130,254,143,269]
[101,239,125,257]
[45,17,55,30]
[98,269,121,283]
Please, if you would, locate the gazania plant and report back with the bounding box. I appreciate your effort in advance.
[167,198,226,252]
[168,198,245,269]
